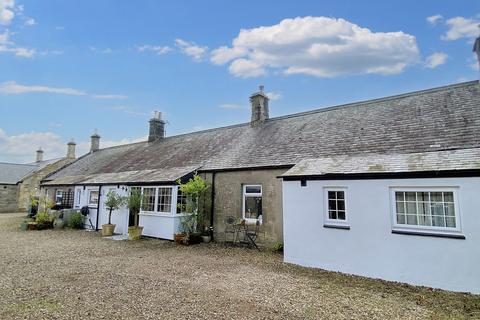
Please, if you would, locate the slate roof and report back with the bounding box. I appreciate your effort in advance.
[0,163,38,184]
[44,81,480,185]
[281,148,480,178]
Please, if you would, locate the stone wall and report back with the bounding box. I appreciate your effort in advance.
[0,184,19,213]
[209,168,288,247]
[17,158,74,212]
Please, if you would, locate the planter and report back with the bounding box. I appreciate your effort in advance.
[174,233,188,245]
[128,226,144,240]
[20,222,28,231]
[188,233,203,245]
[37,221,53,230]
[201,235,211,243]
[27,222,38,231]
[101,224,116,236]
[53,218,65,229]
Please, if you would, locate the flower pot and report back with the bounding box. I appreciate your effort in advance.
[53,218,65,229]
[27,222,38,231]
[128,226,143,240]
[201,235,211,243]
[101,224,116,236]
[20,222,28,231]
[174,233,188,245]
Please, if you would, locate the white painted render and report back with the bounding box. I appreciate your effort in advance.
[282,177,480,294]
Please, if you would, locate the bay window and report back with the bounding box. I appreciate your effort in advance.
[140,186,174,214]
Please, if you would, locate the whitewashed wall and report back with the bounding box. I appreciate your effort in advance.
[282,177,480,293]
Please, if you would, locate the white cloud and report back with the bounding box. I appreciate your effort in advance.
[424,52,448,68]
[426,15,443,26]
[0,81,86,95]
[266,91,282,101]
[442,16,480,40]
[0,30,36,58]
[0,128,146,163]
[137,44,172,55]
[24,17,35,26]
[0,81,128,99]
[109,105,148,116]
[93,94,128,100]
[0,0,15,25]
[471,61,479,71]
[210,16,419,78]
[175,38,208,62]
[101,48,112,54]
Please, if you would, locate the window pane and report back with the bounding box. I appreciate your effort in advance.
[444,192,454,202]
[328,210,337,220]
[405,192,416,201]
[89,191,99,205]
[328,191,336,200]
[406,214,418,225]
[142,188,156,211]
[244,196,262,219]
[328,200,337,211]
[337,211,346,220]
[397,214,406,224]
[176,190,187,214]
[406,202,417,214]
[245,186,261,194]
[337,200,345,211]
[395,192,404,201]
[336,191,344,200]
[396,201,405,214]
[446,217,456,228]
[430,192,443,202]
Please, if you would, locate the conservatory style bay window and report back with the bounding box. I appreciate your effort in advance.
[140,186,174,215]
[391,188,463,237]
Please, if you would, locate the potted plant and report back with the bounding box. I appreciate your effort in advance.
[35,212,53,230]
[175,174,210,245]
[102,190,125,236]
[28,194,39,218]
[126,188,143,240]
[202,226,213,243]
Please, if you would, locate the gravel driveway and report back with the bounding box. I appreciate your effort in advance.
[0,213,479,319]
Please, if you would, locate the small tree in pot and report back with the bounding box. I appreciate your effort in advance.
[126,188,143,240]
[102,190,125,236]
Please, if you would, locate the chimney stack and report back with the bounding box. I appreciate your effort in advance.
[90,130,100,152]
[250,85,269,126]
[36,148,44,162]
[67,139,76,159]
[148,111,166,142]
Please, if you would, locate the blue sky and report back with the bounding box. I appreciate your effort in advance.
[0,0,479,162]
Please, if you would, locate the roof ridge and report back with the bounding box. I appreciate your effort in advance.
[268,80,479,122]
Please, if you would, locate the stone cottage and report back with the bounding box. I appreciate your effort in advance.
[41,81,479,249]
[0,142,77,213]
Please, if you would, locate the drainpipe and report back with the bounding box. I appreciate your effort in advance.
[95,185,102,231]
[210,172,216,240]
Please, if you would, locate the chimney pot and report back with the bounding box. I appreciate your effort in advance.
[250,86,270,126]
[90,130,100,152]
[36,148,44,162]
[148,111,166,142]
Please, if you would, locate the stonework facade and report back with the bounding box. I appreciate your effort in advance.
[0,184,19,213]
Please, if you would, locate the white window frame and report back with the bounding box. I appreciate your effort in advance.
[139,186,175,216]
[242,184,262,223]
[88,189,99,206]
[55,190,63,203]
[390,187,462,236]
[76,189,81,206]
[323,187,349,228]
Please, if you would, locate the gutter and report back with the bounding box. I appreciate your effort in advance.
[95,185,102,231]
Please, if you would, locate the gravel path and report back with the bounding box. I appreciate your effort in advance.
[0,213,479,319]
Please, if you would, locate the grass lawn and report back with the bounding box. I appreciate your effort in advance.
[0,213,479,319]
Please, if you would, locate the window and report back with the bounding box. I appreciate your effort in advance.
[76,189,81,206]
[88,190,99,206]
[55,190,63,204]
[157,187,172,213]
[176,189,188,214]
[243,185,262,221]
[141,187,156,212]
[324,188,348,228]
[393,189,460,234]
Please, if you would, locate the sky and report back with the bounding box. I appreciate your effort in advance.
[0,0,479,163]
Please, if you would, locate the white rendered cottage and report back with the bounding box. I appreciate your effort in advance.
[281,149,480,294]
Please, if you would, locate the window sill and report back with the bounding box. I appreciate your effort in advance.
[323,224,350,230]
[391,229,465,239]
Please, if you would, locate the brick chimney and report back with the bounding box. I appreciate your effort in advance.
[90,130,100,152]
[36,148,44,162]
[250,85,269,126]
[67,139,76,159]
[148,111,166,142]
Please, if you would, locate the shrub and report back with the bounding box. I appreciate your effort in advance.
[68,212,85,229]
[35,212,52,224]
[273,242,284,253]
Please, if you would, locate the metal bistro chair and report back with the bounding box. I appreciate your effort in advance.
[224,215,238,246]
[244,220,260,251]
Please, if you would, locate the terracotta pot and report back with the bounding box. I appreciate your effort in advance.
[128,226,143,240]
[101,224,116,236]
[174,233,187,245]
[27,222,38,231]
